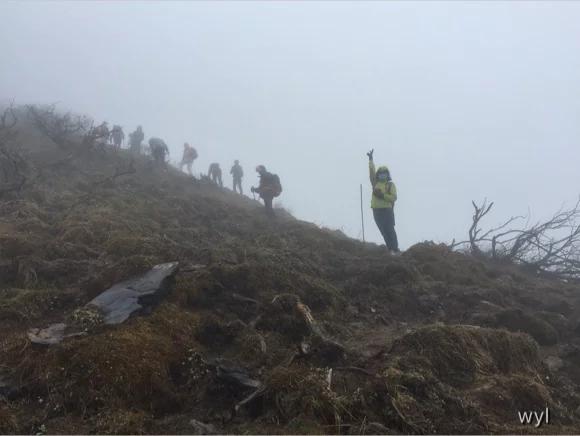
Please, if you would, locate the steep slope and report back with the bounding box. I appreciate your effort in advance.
[1,109,580,434]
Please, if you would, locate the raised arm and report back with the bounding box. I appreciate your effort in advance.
[369,161,377,186]
[367,149,376,186]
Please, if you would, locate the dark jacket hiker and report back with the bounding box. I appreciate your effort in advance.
[129,126,144,154]
[149,137,169,168]
[251,165,282,216]
[208,163,223,187]
[230,160,244,194]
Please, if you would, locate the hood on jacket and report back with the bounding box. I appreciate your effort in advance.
[375,165,391,181]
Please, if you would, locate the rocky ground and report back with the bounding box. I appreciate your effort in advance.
[1,108,580,434]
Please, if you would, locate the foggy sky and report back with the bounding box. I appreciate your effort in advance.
[1,1,579,248]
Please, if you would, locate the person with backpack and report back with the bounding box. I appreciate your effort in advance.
[149,137,170,169]
[367,149,399,253]
[208,163,223,187]
[230,160,244,194]
[110,125,125,149]
[93,121,109,144]
[129,126,144,154]
[251,165,282,216]
[180,143,198,176]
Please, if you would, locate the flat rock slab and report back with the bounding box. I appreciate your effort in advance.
[88,261,179,324]
[28,262,179,345]
[27,322,86,345]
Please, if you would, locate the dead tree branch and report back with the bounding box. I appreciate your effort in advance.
[0,104,28,197]
[82,121,110,153]
[451,198,580,281]
[467,199,494,253]
[26,104,92,148]
[0,102,18,138]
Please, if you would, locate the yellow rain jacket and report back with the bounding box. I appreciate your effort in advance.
[369,161,397,209]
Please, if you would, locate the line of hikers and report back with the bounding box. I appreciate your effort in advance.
[91,123,398,246]
[90,122,142,153]
[92,122,283,216]
[182,149,283,216]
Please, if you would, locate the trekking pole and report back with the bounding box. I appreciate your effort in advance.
[360,184,365,242]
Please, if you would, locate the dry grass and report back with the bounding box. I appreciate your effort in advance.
[0,288,76,322]
[1,115,579,433]
[382,324,552,433]
[0,404,18,434]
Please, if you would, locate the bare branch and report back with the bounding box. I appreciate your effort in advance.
[26,104,92,148]
[451,197,580,281]
[0,102,17,133]
[0,104,28,198]
[467,199,494,254]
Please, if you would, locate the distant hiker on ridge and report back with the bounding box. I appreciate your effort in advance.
[251,165,282,217]
[180,142,198,176]
[93,122,109,144]
[367,149,399,253]
[110,125,125,149]
[149,137,169,169]
[129,126,144,154]
[230,160,244,194]
[208,163,223,187]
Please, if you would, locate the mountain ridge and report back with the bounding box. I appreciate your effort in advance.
[1,106,580,434]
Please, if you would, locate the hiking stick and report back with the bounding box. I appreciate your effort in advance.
[360,184,365,242]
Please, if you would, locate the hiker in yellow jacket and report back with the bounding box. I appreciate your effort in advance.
[367,149,399,253]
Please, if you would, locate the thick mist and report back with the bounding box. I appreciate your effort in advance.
[1,1,579,248]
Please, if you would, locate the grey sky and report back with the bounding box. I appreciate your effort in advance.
[1,1,579,248]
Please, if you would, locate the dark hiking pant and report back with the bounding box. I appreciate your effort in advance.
[130,143,141,155]
[373,207,399,251]
[152,151,166,168]
[233,178,243,194]
[263,195,274,217]
[211,173,223,187]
